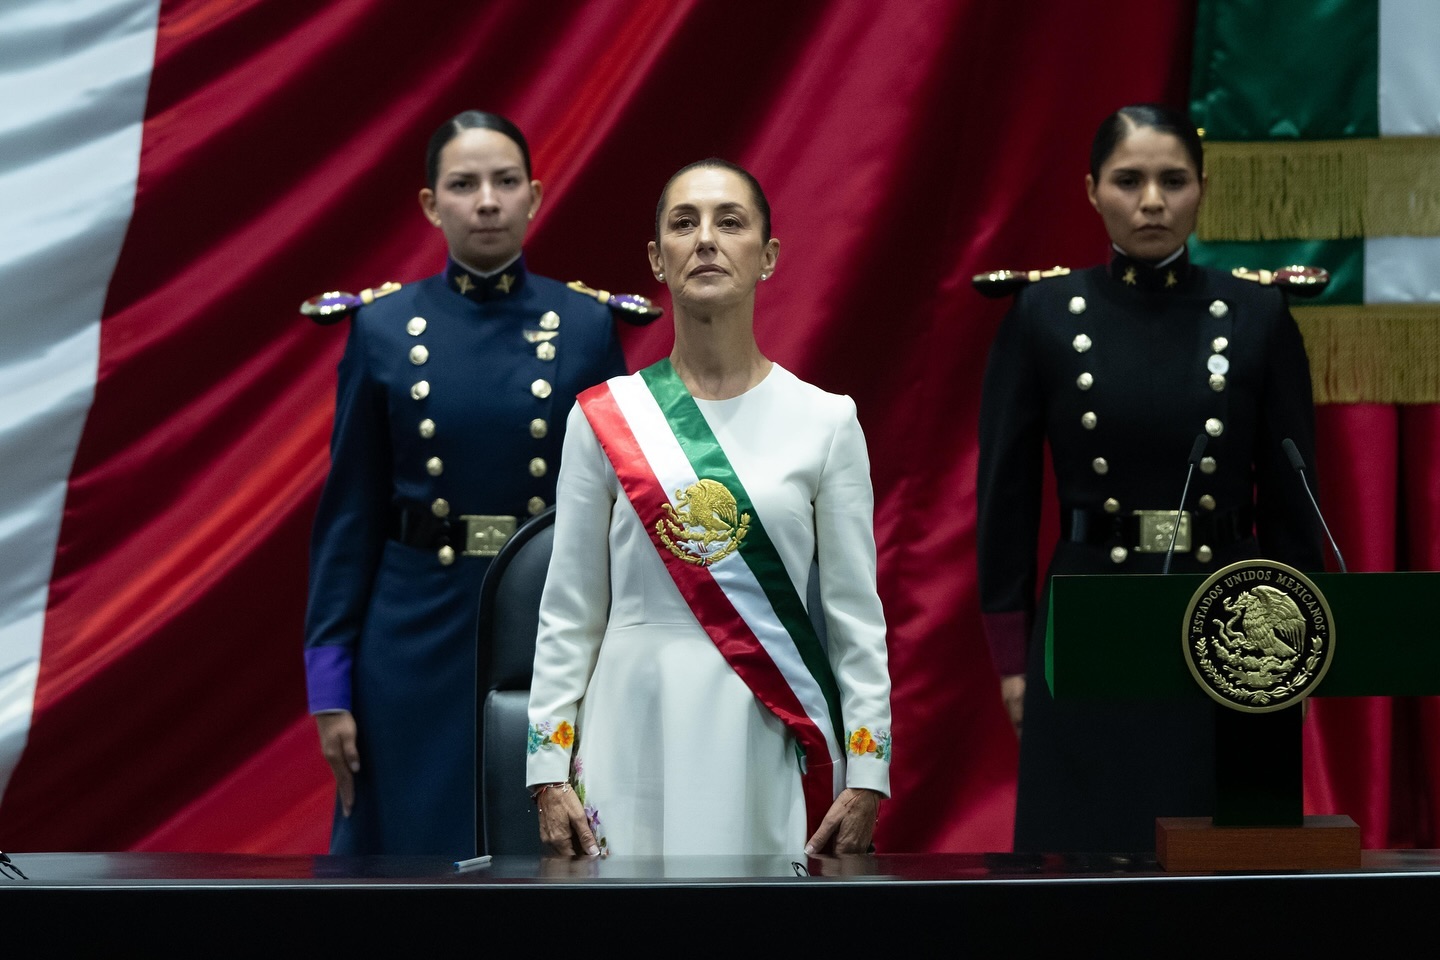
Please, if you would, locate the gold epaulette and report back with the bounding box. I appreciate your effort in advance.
[1230,266,1329,299]
[299,282,403,325]
[567,280,664,326]
[972,266,1072,298]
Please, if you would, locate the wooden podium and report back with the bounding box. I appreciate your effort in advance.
[1047,571,1440,870]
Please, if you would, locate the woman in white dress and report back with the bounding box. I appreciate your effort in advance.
[526,159,892,857]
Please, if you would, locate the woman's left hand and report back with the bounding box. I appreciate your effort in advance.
[536,782,599,857]
[804,787,882,855]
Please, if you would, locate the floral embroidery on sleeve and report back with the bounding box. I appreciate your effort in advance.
[847,726,892,763]
[527,720,575,755]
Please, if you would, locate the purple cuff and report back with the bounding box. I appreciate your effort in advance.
[982,611,1031,677]
[305,645,353,713]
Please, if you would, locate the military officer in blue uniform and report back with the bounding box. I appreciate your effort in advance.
[975,105,1325,853]
[302,111,658,856]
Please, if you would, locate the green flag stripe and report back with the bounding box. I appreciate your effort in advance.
[639,361,845,741]
[1190,0,1378,141]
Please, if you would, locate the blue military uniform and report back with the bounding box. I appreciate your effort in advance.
[975,248,1325,853]
[304,255,639,856]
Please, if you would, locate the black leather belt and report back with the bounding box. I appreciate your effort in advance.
[391,503,516,558]
[1063,505,1253,553]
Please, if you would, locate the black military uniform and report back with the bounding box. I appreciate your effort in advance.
[303,256,652,856]
[975,248,1324,853]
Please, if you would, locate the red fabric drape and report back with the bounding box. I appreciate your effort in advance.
[1,0,1433,854]
[1303,405,1440,848]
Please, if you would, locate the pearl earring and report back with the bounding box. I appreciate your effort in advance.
[657,273,665,281]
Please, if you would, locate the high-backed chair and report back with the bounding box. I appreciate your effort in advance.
[475,507,555,856]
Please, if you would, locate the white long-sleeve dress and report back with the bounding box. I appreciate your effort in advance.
[526,364,892,856]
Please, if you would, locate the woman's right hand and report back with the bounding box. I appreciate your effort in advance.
[1000,674,1026,738]
[315,710,360,816]
[535,783,600,856]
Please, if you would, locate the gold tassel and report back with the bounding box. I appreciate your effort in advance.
[1294,304,1440,404]
[1199,138,1440,241]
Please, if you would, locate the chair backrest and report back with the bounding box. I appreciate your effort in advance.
[475,507,555,856]
[479,506,557,692]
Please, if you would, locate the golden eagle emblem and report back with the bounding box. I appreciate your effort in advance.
[1183,560,1335,713]
[1218,586,1304,661]
[656,478,750,566]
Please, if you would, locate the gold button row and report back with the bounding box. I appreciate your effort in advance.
[416,380,556,403]
[433,497,547,520]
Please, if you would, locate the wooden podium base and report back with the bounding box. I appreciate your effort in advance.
[1156,815,1361,871]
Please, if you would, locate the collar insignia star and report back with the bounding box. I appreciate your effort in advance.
[1164,270,1178,288]
[1122,266,1138,286]
[495,273,515,294]
[454,274,475,295]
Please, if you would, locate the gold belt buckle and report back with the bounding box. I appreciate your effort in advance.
[1135,509,1190,553]
[461,515,516,557]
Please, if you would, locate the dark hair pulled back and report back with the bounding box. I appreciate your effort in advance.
[654,158,772,242]
[1089,104,1204,180]
[424,111,532,188]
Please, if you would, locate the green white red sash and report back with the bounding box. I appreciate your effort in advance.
[578,360,844,834]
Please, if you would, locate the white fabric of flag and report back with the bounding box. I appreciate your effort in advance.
[0,0,159,801]
[1369,0,1440,303]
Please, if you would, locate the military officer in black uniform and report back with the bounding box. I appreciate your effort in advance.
[975,104,1325,853]
[302,111,658,856]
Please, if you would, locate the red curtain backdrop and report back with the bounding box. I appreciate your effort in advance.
[1304,404,1440,846]
[1,0,1433,853]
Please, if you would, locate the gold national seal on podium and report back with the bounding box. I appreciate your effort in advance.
[1183,560,1335,713]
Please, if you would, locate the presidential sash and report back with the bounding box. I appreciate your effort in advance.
[578,360,844,834]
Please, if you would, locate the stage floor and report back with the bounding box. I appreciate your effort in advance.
[4,851,1436,951]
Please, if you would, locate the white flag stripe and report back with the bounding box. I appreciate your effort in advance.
[0,0,160,801]
[1378,0,1440,136]
[1364,237,1440,302]
[1369,1,1440,302]
[608,376,842,761]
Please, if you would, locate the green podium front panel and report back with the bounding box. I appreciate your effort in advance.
[1046,572,1440,701]
[1044,570,1440,828]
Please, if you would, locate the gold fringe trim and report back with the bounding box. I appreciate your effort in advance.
[1294,304,1440,404]
[1199,138,1440,241]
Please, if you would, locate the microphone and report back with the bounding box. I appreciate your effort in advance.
[1282,438,1348,573]
[1162,434,1209,574]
